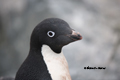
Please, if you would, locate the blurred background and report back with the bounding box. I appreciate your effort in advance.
[0,0,120,80]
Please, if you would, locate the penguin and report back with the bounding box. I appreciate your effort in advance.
[14,18,82,80]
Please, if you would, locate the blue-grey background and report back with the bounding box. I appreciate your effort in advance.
[0,0,120,80]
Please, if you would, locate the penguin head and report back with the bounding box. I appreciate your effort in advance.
[30,18,82,53]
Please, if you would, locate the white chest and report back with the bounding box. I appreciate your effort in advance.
[41,45,71,80]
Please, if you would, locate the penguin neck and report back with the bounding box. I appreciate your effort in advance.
[15,44,71,80]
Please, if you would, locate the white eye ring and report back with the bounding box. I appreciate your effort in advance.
[47,31,55,37]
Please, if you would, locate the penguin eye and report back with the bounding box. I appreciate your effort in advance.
[47,31,55,37]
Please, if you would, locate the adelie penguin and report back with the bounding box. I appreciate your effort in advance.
[1,18,82,80]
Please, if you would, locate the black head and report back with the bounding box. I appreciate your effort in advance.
[30,18,82,53]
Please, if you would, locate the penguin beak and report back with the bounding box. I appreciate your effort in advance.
[67,30,82,41]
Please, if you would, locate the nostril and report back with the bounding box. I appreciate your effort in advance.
[77,34,80,37]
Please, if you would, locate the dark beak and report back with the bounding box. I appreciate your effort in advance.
[68,30,82,41]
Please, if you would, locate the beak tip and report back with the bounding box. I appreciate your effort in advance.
[79,34,82,40]
[76,33,82,40]
[79,36,82,40]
